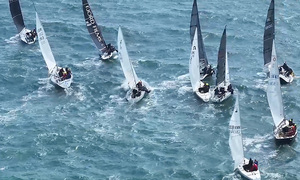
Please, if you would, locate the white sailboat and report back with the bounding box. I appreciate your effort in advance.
[189,28,211,102]
[117,27,150,103]
[9,0,37,44]
[36,12,73,89]
[229,94,261,180]
[211,27,233,102]
[267,40,297,144]
[263,0,294,84]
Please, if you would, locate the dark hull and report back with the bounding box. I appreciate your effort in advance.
[279,77,288,85]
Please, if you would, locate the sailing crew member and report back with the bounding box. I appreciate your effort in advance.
[279,62,293,76]
[65,68,72,79]
[59,68,64,77]
[131,88,141,98]
[199,83,209,93]
[136,81,150,93]
[105,43,117,56]
[227,84,234,94]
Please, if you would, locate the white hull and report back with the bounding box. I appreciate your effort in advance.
[195,90,210,102]
[236,158,261,180]
[49,68,73,89]
[101,51,117,60]
[19,28,36,44]
[126,89,146,103]
[211,90,232,102]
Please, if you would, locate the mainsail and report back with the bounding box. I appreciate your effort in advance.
[267,41,284,127]
[216,27,227,86]
[82,0,107,52]
[9,0,25,33]
[189,28,201,92]
[117,27,138,89]
[190,0,208,72]
[263,0,275,67]
[229,95,244,170]
[36,12,57,73]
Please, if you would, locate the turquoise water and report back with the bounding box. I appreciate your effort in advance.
[0,0,300,179]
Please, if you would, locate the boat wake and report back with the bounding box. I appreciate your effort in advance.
[5,34,19,44]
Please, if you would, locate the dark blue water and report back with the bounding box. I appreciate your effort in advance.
[0,0,300,179]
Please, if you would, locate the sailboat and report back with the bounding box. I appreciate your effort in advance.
[36,12,73,89]
[190,0,214,80]
[9,0,37,44]
[229,94,261,180]
[211,27,233,102]
[189,28,211,102]
[82,0,117,60]
[117,27,150,103]
[263,0,294,84]
[267,40,297,144]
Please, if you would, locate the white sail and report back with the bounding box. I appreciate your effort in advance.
[36,12,57,73]
[225,50,230,86]
[117,27,139,89]
[189,28,201,92]
[229,95,244,169]
[267,41,284,127]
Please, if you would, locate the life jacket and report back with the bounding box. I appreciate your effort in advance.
[250,164,258,171]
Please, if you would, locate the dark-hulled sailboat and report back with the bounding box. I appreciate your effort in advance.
[263,0,294,84]
[190,0,214,80]
[9,0,37,44]
[211,27,233,103]
[82,0,117,60]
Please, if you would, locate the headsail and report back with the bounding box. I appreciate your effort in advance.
[82,0,107,52]
[190,0,208,73]
[189,28,201,92]
[267,41,284,127]
[117,27,138,89]
[9,0,25,33]
[36,12,57,73]
[229,94,244,170]
[263,0,275,67]
[216,27,227,86]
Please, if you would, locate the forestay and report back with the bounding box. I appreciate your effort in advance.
[229,95,244,169]
[267,41,284,127]
[36,12,57,73]
[118,27,138,89]
[263,0,274,67]
[9,0,25,33]
[216,27,227,86]
[189,28,201,92]
[190,0,208,74]
[82,0,107,52]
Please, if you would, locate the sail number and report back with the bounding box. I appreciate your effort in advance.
[229,125,241,134]
[37,28,45,41]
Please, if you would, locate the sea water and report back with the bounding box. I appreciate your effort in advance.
[0,0,299,179]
